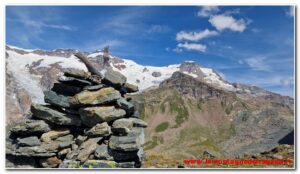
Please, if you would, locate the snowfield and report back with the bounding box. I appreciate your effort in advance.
[6,45,237,104]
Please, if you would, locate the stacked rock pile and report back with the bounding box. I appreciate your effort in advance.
[6,67,147,168]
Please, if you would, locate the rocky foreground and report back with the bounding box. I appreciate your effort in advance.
[6,66,148,168]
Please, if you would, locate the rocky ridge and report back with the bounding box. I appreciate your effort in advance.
[6,63,148,168]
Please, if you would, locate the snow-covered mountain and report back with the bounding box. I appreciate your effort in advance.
[6,45,236,101]
[6,45,293,124]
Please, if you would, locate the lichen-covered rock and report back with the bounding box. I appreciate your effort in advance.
[39,156,62,168]
[31,104,81,126]
[84,122,111,137]
[103,69,127,88]
[112,118,133,135]
[41,129,70,142]
[82,160,117,168]
[59,160,80,168]
[10,119,51,135]
[73,87,121,106]
[17,136,41,147]
[79,106,126,127]
[116,98,134,116]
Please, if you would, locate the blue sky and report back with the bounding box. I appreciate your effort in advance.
[6,6,295,97]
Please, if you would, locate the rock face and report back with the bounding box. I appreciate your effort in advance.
[79,106,126,127]
[10,119,51,135]
[6,68,147,168]
[31,104,81,126]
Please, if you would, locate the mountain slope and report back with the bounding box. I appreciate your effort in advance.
[5,45,294,165]
[132,72,293,160]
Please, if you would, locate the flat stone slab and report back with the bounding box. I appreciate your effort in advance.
[73,87,121,106]
[31,104,81,126]
[79,106,126,127]
[10,119,51,136]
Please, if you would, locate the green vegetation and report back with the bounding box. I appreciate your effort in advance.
[169,95,189,127]
[155,122,169,132]
[144,136,164,150]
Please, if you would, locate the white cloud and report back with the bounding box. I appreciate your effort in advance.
[197,6,220,17]
[146,25,170,34]
[209,14,247,32]
[176,29,218,42]
[286,6,295,17]
[172,47,183,53]
[244,57,271,71]
[177,42,206,52]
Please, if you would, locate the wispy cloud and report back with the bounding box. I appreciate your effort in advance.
[146,25,170,34]
[8,18,74,31]
[176,29,218,42]
[209,14,248,32]
[6,7,75,48]
[177,42,206,52]
[243,56,271,71]
[197,6,220,17]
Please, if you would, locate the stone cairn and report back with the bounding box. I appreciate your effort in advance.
[6,53,147,168]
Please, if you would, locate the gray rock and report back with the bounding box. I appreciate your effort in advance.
[39,156,62,168]
[17,136,41,147]
[79,106,126,127]
[125,83,138,93]
[83,84,105,91]
[44,90,73,108]
[84,122,111,137]
[10,119,51,135]
[94,144,113,160]
[77,138,99,162]
[112,118,133,135]
[64,69,91,79]
[73,87,121,106]
[152,71,162,77]
[75,135,87,146]
[58,148,72,158]
[58,76,92,88]
[128,118,148,128]
[221,109,294,157]
[40,129,70,142]
[7,145,57,157]
[103,69,127,88]
[31,104,81,126]
[109,134,141,151]
[117,161,135,168]
[58,160,80,168]
[116,98,134,116]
